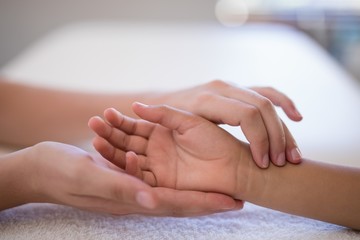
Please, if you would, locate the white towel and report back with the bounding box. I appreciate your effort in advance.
[1,203,358,240]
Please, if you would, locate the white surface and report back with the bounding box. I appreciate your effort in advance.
[1,22,360,239]
[0,203,356,240]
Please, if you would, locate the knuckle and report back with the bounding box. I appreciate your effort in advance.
[157,104,171,112]
[155,104,172,116]
[208,79,229,89]
[263,86,276,92]
[259,86,280,96]
[258,97,274,111]
[243,105,260,119]
[197,91,215,102]
[192,91,215,110]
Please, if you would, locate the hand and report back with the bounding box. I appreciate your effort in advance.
[89,103,254,198]
[7,141,241,216]
[150,81,303,168]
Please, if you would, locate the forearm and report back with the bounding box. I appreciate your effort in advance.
[238,158,360,229]
[0,79,159,146]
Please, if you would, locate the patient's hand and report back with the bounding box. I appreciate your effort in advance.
[89,103,252,197]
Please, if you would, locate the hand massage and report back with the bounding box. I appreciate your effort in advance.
[1,11,360,239]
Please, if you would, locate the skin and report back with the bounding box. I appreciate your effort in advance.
[0,78,302,167]
[89,103,360,229]
[0,141,243,216]
[0,77,301,216]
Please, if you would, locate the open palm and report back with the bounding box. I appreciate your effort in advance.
[90,103,250,197]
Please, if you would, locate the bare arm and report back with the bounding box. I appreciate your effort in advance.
[240,157,360,229]
[90,104,360,229]
[0,79,152,146]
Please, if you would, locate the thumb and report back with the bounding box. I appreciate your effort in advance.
[102,169,158,210]
[132,102,201,134]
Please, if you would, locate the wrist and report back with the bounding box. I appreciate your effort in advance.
[24,142,62,204]
[0,147,35,210]
[233,143,267,202]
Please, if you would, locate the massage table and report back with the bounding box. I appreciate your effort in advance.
[1,22,359,239]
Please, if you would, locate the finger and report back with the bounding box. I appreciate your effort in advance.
[148,188,243,217]
[132,102,201,135]
[250,87,303,121]
[104,108,155,138]
[106,127,149,155]
[281,121,302,164]
[125,151,157,185]
[88,116,111,138]
[217,88,287,166]
[142,171,157,187]
[207,83,302,166]
[125,151,141,177]
[89,115,149,155]
[184,94,271,168]
[124,152,159,187]
[92,136,126,168]
[205,81,302,121]
[75,164,158,210]
[200,82,301,166]
[93,137,151,171]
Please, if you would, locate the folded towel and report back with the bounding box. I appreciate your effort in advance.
[1,203,358,240]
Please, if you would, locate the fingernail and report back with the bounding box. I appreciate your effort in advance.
[223,200,243,210]
[276,152,286,166]
[291,148,302,162]
[262,154,270,168]
[234,200,245,210]
[136,191,156,209]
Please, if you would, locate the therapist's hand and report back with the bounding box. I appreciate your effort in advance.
[2,141,241,216]
[148,80,303,168]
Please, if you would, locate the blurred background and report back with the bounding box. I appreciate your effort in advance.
[0,0,359,80]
